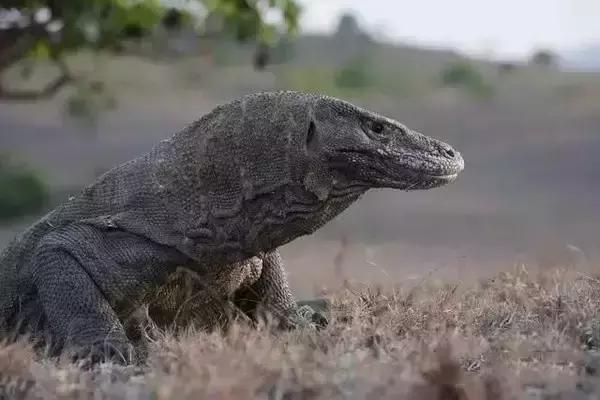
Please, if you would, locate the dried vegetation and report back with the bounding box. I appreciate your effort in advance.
[2,266,600,399]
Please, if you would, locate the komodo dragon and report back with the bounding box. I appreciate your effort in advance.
[0,91,464,363]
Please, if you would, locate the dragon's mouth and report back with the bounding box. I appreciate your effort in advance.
[372,162,463,190]
[424,172,460,181]
[330,147,464,190]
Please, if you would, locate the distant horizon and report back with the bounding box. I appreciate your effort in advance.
[297,0,600,62]
[3,1,599,66]
[297,29,600,68]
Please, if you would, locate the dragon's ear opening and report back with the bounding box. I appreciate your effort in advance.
[306,120,318,153]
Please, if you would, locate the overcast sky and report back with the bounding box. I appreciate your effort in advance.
[297,0,600,60]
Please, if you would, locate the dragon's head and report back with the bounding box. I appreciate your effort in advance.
[306,95,464,192]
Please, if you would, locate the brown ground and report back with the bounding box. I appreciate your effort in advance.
[2,266,600,399]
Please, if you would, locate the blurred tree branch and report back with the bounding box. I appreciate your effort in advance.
[0,56,72,101]
[0,0,301,103]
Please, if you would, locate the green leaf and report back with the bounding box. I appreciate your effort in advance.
[30,41,51,60]
[259,24,278,45]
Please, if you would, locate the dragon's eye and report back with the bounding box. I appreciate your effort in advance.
[371,122,384,134]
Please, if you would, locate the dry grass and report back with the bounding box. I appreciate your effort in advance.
[2,266,600,399]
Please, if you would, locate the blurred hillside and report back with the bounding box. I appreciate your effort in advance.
[563,44,600,71]
[2,23,600,296]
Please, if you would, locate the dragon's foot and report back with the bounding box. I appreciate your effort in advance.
[294,304,329,329]
[284,299,331,330]
[67,340,136,367]
[582,318,600,350]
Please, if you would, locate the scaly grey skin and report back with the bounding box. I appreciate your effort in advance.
[0,91,464,363]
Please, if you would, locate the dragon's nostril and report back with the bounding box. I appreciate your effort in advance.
[444,148,455,158]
